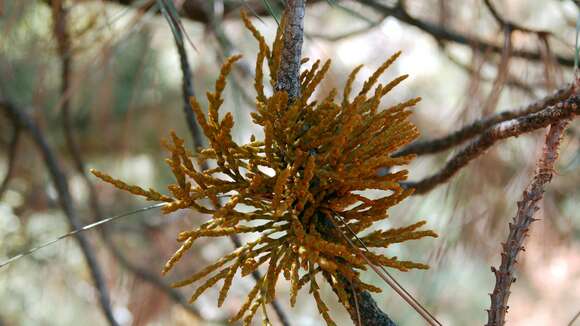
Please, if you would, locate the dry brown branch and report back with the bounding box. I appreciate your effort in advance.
[483,0,550,35]
[404,95,579,194]
[45,3,120,325]
[0,100,119,326]
[57,0,576,67]
[358,0,574,67]
[486,117,573,326]
[394,84,574,157]
[442,47,535,96]
[49,2,209,320]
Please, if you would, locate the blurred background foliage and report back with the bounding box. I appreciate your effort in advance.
[0,0,579,325]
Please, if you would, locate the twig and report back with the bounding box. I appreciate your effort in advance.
[0,123,19,200]
[0,100,119,326]
[404,95,579,194]
[275,0,306,100]
[307,15,387,42]
[158,0,206,152]
[442,46,535,97]
[48,3,120,325]
[394,84,574,157]
[483,0,550,35]
[357,0,574,67]
[50,1,209,319]
[486,118,574,326]
[569,309,580,326]
[92,0,576,66]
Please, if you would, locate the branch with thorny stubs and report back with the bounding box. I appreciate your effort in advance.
[486,112,575,325]
[404,95,580,194]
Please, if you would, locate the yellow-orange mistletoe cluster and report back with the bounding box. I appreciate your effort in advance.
[92,12,437,326]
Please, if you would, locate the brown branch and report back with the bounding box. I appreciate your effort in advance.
[48,3,120,325]
[275,0,306,100]
[1,100,119,326]
[357,0,574,67]
[404,95,579,195]
[483,0,549,35]
[50,2,210,320]
[51,0,576,67]
[394,84,574,157]
[486,118,573,326]
[307,15,387,42]
[442,46,535,96]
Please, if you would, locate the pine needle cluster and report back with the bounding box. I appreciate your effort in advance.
[92,12,437,325]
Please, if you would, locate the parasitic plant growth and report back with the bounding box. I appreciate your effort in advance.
[91,13,437,325]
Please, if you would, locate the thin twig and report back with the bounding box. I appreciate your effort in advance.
[486,118,574,326]
[394,84,574,157]
[91,0,576,66]
[357,0,574,67]
[307,15,387,42]
[49,3,120,325]
[51,1,209,319]
[569,309,580,326]
[158,0,206,152]
[1,100,119,326]
[404,95,579,194]
[483,0,550,35]
[442,46,535,97]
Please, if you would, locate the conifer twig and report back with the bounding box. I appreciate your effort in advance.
[486,117,573,326]
[404,95,579,194]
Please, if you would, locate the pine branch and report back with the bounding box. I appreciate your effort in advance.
[394,84,574,157]
[404,95,579,194]
[1,100,119,326]
[486,117,573,326]
[275,0,306,100]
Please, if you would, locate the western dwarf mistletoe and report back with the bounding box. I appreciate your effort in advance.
[92,12,437,325]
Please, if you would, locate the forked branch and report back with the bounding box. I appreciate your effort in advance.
[486,117,574,326]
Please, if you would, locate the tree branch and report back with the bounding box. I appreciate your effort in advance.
[1,100,119,326]
[275,0,306,100]
[50,1,210,320]
[51,0,576,67]
[486,117,573,326]
[404,95,579,194]
[394,84,574,157]
[358,0,574,67]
